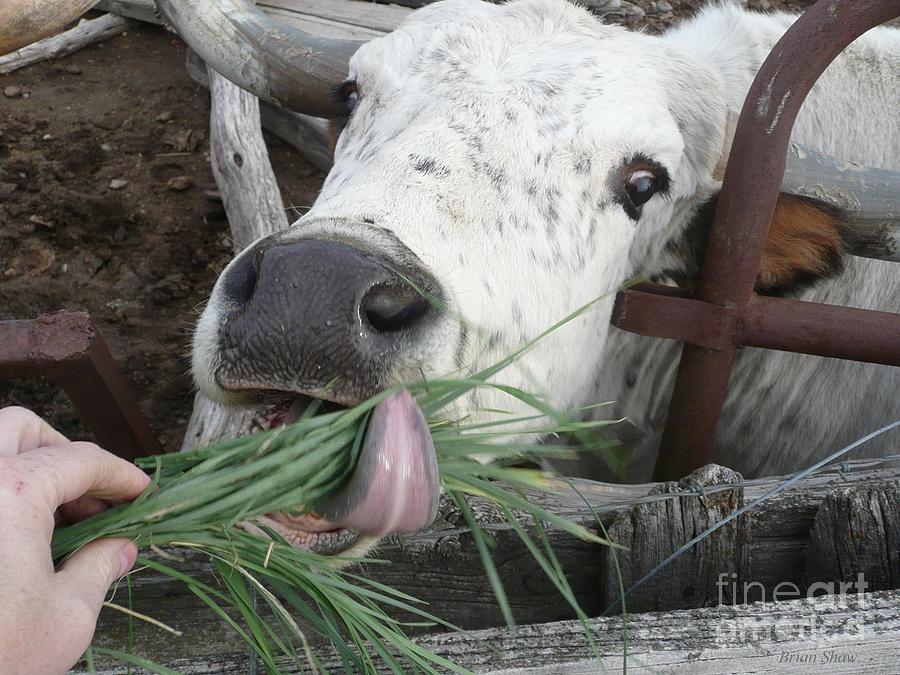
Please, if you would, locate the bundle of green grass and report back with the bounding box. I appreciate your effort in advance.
[56,331,618,673]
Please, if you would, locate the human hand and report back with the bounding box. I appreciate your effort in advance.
[0,406,151,675]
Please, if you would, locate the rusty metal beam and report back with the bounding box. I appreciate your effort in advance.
[613,284,900,367]
[741,295,900,366]
[612,283,735,351]
[0,312,162,460]
[644,0,900,481]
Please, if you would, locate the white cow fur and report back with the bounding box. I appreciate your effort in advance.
[194,0,899,480]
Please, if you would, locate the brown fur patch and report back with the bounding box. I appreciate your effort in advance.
[756,194,846,295]
[664,193,846,296]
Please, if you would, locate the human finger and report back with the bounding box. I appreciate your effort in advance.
[0,406,69,456]
[14,442,150,513]
[57,495,112,524]
[54,538,138,620]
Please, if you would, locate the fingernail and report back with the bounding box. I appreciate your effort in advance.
[117,542,138,578]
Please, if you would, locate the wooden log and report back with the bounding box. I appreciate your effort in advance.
[97,0,411,36]
[180,67,291,451]
[783,144,900,262]
[806,479,900,591]
[602,463,748,612]
[79,589,900,673]
[94,0,160,25]
[208,68,288,251]
[368,0,629,16]
[0,13,131,75]
[261,0,412,38]
[185,49,334,173]
[95,0,642,35]
[0,0,102,56]
[87,0,678,177]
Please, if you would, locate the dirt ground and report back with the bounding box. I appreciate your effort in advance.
[0,20,324,450]
[0,1,816,450]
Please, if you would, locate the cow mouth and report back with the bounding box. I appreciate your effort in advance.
[238,390,440,556]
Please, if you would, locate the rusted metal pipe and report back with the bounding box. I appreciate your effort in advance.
[0,312,162,460]
[612,283,735,352]
[613,283,900,366]
[741,295,900,367]
[651,0,900,481]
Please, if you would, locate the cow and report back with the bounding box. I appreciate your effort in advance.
[183,0,899,552]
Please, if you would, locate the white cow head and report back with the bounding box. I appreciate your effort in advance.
[189,0,888,553]
[193,0,728,422]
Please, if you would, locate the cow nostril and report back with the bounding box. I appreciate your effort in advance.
[361,283,430,333]
[221,248,259,308]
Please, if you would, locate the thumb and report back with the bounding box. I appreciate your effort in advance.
[55,538,138,612]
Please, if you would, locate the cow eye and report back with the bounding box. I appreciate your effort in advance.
[618,160,669,220]
[338,81,358,116]
[346,89,359,115]
[624,170,658,208]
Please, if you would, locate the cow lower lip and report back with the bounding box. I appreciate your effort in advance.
[252,393,346,431]
[242,515,360,555]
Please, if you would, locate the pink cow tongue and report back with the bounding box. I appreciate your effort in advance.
[312,389,440,536]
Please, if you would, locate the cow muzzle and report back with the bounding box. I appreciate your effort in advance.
[214,237,440,405]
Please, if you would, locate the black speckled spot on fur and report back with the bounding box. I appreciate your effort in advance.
[411,154,451,178]
[479,163,507,192]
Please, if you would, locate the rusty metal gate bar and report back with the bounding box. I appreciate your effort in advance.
[0,312,162,460]
[611,0,900,481]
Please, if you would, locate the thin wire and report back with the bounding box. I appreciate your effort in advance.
[603,419,900,614]
[524,455,900,518]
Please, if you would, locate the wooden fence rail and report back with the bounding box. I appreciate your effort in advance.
[76,460,900,671]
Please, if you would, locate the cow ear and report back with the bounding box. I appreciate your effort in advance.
[756,194,846,296]
[673,193,846,295]
[702,112,845,294]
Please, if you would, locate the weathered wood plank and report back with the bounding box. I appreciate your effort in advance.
[603,464,749,612]
[806,479,900,591]
[78,589,900,673]
[95,0,645,35]
[0,13,131,75]
[404,589,900,674]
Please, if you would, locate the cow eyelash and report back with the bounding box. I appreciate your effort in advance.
[335,80,359,117]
